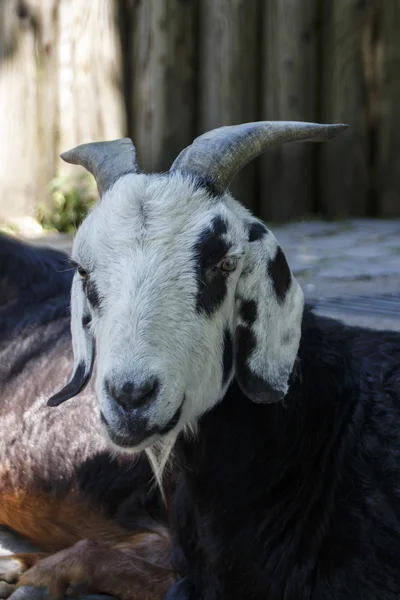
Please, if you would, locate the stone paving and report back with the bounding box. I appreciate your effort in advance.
[275,219,400,330]
[273,219,400,331]
[24,218,400,331]
[274,219,400,294]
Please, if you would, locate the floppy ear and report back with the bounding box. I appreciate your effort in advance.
[234,220,304,404]
[48,276,95,407]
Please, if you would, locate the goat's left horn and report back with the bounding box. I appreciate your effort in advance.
[170,121,348,193]
[61,138,139,196]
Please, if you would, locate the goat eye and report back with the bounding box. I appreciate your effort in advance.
[217,256,238,273]
[77,266,89,280]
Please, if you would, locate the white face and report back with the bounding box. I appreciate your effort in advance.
[63,171,304,453]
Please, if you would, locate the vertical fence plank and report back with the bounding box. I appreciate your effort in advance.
[376,1,400,217]
[0,0,40,219]
[129,0,197,172]
[320,0,373,218]
[33,0,59,207]
[260,0,318,222]
[198,0,260,211]
[58,0,126,176]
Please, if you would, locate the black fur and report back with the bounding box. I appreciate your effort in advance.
[170,309,400,599]
[248,221,268,242]
[193,217,230,316]
[234,325,283,404]
[166,577,196,600]
[85,278,102,311]
[0,234,72,337]
[82,314,91,328]
[238,299,257,326]
[268,245,292,303]
[190,174,224,200]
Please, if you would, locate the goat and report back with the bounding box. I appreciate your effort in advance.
[0,234,174,600]
[44,121,400,600]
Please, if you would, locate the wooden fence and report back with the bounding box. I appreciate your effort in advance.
[0,0,399,222]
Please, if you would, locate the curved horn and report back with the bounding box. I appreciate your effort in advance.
[61,138,139,196]
[170,121,348,192]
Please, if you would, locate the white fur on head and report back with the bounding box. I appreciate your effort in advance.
[50,121,349,487]
[50,171,303,465]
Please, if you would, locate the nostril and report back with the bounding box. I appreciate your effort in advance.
[106,377,159,411]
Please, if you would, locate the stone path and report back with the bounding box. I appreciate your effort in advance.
[25,218,400,330]
[276,219,400,296]
[274,219,400,330]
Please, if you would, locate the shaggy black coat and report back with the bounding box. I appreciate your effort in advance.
[168,309,400,600]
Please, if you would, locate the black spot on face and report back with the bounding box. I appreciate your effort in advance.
[193,217,230,316]
[85,278,102,311]
[248,221,268,242]
[222,329,233,385]
[239,300,257,326]
[82,313,91,328]
[210,215,228,237]
[47,361,91,407]
[268,246,291,304]
[235,325,284,404]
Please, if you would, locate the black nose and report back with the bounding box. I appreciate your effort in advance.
[106,377,159,411]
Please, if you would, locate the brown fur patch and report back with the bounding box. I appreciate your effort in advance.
[0,489,140,552]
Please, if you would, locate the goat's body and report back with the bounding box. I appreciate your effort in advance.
[171,309,400,599]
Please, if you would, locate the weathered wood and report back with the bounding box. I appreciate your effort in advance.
[320,0,372,218]
[32,0,60,207]
[57,0,126,188]
[0,0,40,219]
[260,0,318,222]
[376,1,400,217]
[198,0,260,210]
[0,0,126,220]
[128,0,197,172]
[0,0,399,223]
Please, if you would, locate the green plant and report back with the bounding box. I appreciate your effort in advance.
[37,174,98,234]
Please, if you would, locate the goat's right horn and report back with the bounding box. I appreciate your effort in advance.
[61,138,139,196]
[170,121,348,193]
